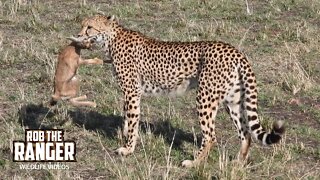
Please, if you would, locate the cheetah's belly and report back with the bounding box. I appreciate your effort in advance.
[141,76,198,96]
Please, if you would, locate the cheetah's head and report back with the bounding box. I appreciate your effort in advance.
[69,14,117,49]
[77,14,117,40]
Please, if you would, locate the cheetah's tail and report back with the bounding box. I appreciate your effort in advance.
[241,62,285,145]
[252,120,285,145]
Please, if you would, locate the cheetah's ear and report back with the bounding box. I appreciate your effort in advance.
[107,15,116,21]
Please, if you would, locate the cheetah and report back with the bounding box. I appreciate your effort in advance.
[75,15,285,167]
[50,36,103,107]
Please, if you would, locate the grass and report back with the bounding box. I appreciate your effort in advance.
[0,0,320,179]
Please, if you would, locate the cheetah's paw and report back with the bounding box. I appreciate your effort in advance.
[181,160,195,168]
[115,147,133,156]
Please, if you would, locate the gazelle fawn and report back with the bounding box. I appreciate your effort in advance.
[50,37,103,107]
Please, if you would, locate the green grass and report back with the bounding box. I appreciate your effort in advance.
[0,0,320,179]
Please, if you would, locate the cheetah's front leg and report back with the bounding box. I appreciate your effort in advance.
[116,92,141,156]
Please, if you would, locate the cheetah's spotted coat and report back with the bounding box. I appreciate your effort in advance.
[75,15,285,167]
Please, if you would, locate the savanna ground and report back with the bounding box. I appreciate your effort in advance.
[0,0,319,179]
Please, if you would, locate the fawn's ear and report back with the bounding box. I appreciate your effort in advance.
[66,36,85,43]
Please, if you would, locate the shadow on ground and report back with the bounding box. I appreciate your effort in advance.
[140,120,201,150]
[18,103,56,129]
[18,103,200,150]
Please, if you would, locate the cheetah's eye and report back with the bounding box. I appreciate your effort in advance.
[87,26,93,29]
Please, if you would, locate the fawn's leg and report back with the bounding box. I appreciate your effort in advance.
[79,58,103,65]
[69,96,96,107]
[60,76,96,108]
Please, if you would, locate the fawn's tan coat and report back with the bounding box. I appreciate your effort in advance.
[50,38,103,107]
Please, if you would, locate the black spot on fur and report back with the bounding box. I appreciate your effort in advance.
[250,124,260,131]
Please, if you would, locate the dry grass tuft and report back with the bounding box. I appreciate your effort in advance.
[278,42,314,95]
